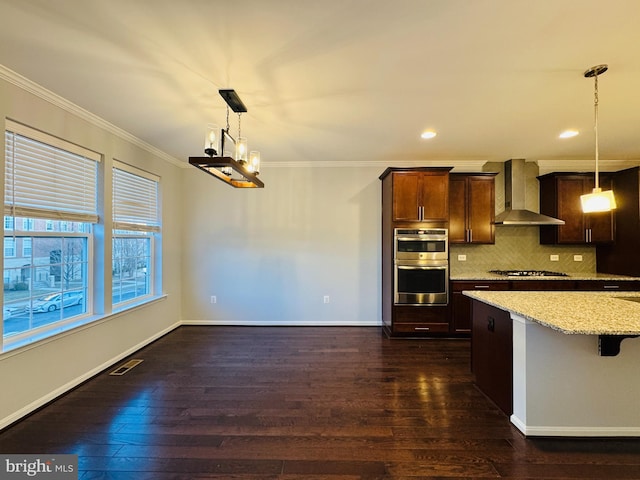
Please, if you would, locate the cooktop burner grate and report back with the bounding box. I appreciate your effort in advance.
[489,269,569,277]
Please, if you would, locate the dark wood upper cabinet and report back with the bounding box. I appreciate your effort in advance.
[538,172,614,245]
[449,173,496,244]
[596,167,640,276]
[381,168,451,223]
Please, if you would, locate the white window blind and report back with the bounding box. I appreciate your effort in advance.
[4,121,100,223]
[113,160,160,232]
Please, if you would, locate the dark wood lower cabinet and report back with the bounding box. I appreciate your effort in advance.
[471,300,513,415]
[384,305,450,337]
[450,281,509,335]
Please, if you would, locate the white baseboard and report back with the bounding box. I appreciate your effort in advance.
[180,319,381,327]
[510,414,640,437]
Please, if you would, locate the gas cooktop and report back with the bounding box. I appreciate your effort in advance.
[489,269,569,277]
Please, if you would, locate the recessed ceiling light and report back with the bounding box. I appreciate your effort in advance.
[421,130,437,139]
[559,129,579,139]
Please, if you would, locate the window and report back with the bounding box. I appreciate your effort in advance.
[4,238,15,257]
[22,237,32,257]
[112,161,160,307]
[4,121,98,347]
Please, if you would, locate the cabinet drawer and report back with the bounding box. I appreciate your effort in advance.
[451,281,509,292]
[575,280,640,291]
[509,280,576,291]
[393,322,450,334]
[393,305,449,323]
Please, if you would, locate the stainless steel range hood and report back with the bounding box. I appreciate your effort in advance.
[494,159,565,226]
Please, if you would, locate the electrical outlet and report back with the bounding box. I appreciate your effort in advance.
[457,254,467,261]
[550,254,559,261]
[210,295,217,304]
[323,295,330,304]
[573,254,583,262]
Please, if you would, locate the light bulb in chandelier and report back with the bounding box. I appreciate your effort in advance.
[248,151,261,175]
[236,137,248,164]
[204,123,218,157]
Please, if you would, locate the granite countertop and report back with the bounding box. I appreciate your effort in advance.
[463,290,640,335]
[450,271,640,281]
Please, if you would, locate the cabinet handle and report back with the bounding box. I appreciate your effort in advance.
[474,285,490,289]
[469,229,473,243]
[603,285,620,289]
[487,316,495,332]
[414,327,430,331]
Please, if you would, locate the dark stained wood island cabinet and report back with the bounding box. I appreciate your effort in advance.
[471,299,513,415]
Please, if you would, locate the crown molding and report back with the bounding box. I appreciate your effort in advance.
[263,159,489,171]
[0,64,183,167]
[536,159,640,175]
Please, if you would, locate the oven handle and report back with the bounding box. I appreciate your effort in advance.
[395,235,448,241]
[397,265,448,270]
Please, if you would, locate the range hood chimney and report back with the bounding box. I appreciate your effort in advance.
[494,159,565,226]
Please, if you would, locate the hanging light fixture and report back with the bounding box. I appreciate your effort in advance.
[189,89,264,188]
[580,64,616,213]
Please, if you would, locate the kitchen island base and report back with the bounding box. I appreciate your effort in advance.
[511,313,640,437]
[469,294,640,437]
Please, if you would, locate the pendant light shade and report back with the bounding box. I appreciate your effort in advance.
[580,64,616,213]
[580,188,617,213]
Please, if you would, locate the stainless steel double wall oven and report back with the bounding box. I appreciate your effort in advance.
[393,228,448,305]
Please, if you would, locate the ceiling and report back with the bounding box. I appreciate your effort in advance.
[1,0,640,169]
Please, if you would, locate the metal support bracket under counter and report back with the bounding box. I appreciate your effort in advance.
[598,335,640,356]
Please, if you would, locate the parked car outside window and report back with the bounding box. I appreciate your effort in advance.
[28,292,83,313]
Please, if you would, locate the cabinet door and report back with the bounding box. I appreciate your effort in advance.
[586,176,615,243]
[420,172,449,222]
[471,300,513,415]
[467,177,495,243]
[448,177,467,243]
[556,177,587,243]
[392,172,421,222]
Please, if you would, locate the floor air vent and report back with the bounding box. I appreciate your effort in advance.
[109,359,144,376]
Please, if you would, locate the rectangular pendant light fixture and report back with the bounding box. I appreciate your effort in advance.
[189,156,264,188]
[190,88,264,188]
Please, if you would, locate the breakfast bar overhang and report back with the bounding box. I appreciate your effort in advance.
[464,290,640,437]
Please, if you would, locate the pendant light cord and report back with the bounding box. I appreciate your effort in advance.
[594,72,600,190]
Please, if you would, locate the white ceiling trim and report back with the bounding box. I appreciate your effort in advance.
[264,160,489,171]
[0,64,183,167]
[536,159,640,175]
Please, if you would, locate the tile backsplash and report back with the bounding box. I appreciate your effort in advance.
[450,226,596,275]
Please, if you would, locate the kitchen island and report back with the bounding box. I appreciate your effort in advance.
[464,290,640,437]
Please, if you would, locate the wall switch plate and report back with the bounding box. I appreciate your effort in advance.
[550,255,559,261]
[457,254,467,261]
[210,295,217,304]
[323,295,330,304]
[573,254,583,262]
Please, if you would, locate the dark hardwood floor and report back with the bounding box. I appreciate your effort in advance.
[1,326,639,479]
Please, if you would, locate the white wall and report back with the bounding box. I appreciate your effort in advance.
[181,164,382,325]
[0,71,183,428]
